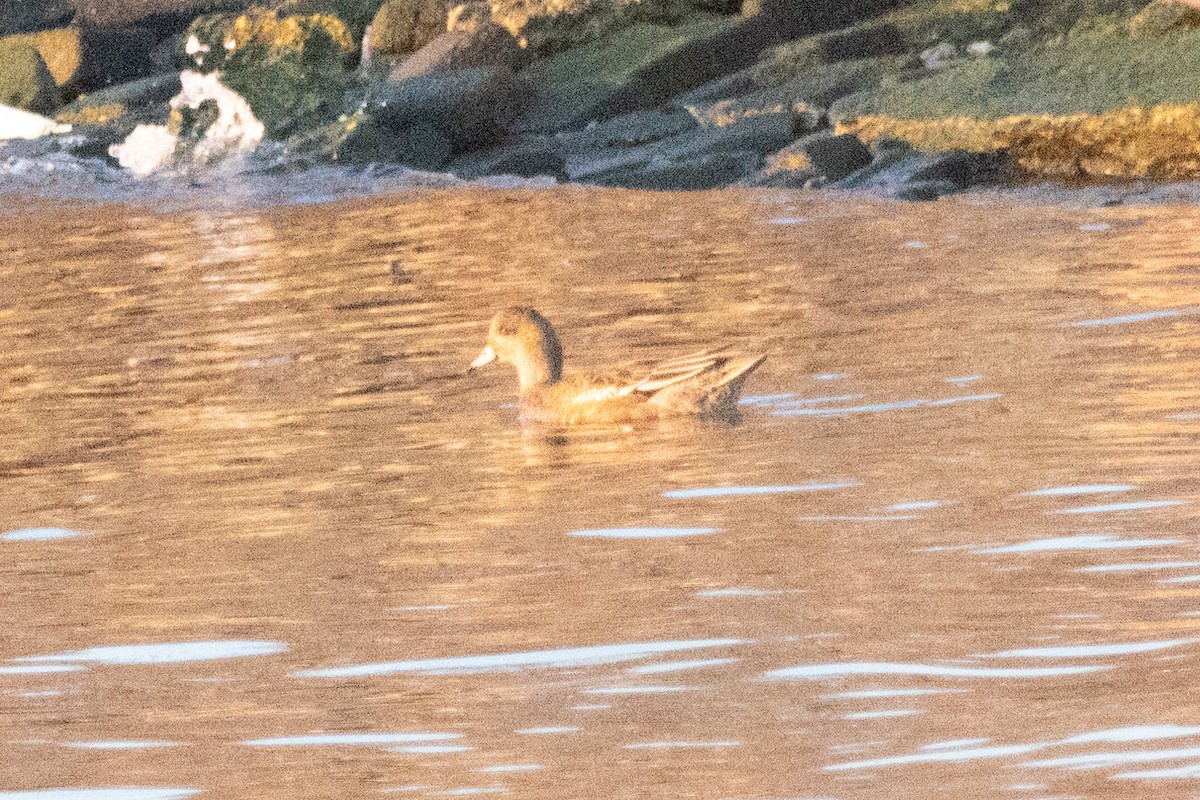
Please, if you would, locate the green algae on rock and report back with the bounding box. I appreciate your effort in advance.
[185,8,355,135]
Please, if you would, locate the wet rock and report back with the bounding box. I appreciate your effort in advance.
[449,136,565,179]
[0,37,60,112]
[556,108,697,151]
[667,109,796,159]
[365,0,452,56]
[337,117,453,168]
[388,18,529,80]
[366,66,533,154]
[829,141,1005,198]
[751,131,871,186]
[907,149,1004,188]
[584,149,762,190]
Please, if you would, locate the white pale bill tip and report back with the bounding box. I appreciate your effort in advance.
[470,345,497,369]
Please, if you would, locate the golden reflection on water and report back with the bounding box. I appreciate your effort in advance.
[2,190,1200,799]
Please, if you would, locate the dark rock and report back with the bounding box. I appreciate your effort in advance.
[339,118,453,168]
[586,17,781,121]
[557,108,698,151]
[815,22,907,63]
[743,0,901,36]
[669,67,758,109]
[0,0,74,36]
[450,137,565,179]
[830,142,1005,197]
[689,0,742,12]
[565,110,791,187]
[667,110,797,159]
[908,149,1004,188]
[0,36,60,112]
[895,180,961,201]
[55,72,180,131]
[586,149,763,190]
[368,66,533,153]
[513,17,732,132]
[388,21,529,81]
[750,132,872,186]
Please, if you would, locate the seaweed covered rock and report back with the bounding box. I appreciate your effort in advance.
[0,36,60,112]
[185,8,354,135]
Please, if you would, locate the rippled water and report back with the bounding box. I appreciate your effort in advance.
[2,187,1200,799]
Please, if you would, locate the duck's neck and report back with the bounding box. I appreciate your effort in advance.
[514,348,562,394]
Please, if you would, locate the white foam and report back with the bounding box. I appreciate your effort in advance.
[295,638,744,678]
[569,527,719,539]
[20,640,287,666]
[663,482,860,499]
[1022,484,1135,496]
[764,661,1110,680]
[1055,500,1185,514]
[2,528,89,542]
[245,732,460,747]
[975,534,1183,554]
[981,639,1196,659]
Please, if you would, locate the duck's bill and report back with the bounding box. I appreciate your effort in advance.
[469,345,497,370]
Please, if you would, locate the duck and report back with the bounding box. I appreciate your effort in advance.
[468,306,766,424]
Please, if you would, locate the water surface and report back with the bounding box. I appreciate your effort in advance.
[2,189,1200,798]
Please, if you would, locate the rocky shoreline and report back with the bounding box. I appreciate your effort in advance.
[3,0,1200,197]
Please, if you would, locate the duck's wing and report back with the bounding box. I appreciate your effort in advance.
[617,348,739,396]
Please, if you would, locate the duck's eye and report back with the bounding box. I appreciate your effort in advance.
[497,319,521,336]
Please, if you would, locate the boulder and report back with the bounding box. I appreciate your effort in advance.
[493,0,692,57]
[556,108,697,152]
[565,108,791,187]
[826,140,1005,198]
[185,9,355,135]
[54,71,180,131]
[449,136,566,179]
[1130,0,1200,34]
[30,26,157,94]
[388,20,529,80]
[585,149,762,190]
[367,0,452,56]
[336,117,454,168]
[0,0,74,36]
[366,66,533,153]
[513,16,734,132]
[664,109,796,159]
[750,131,872,186]
[742,0,900,35]
[0,37,60,112]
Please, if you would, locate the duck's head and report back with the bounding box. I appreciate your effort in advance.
[469,306,563,393]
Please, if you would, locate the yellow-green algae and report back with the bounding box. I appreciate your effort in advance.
[839,103,1200,180]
